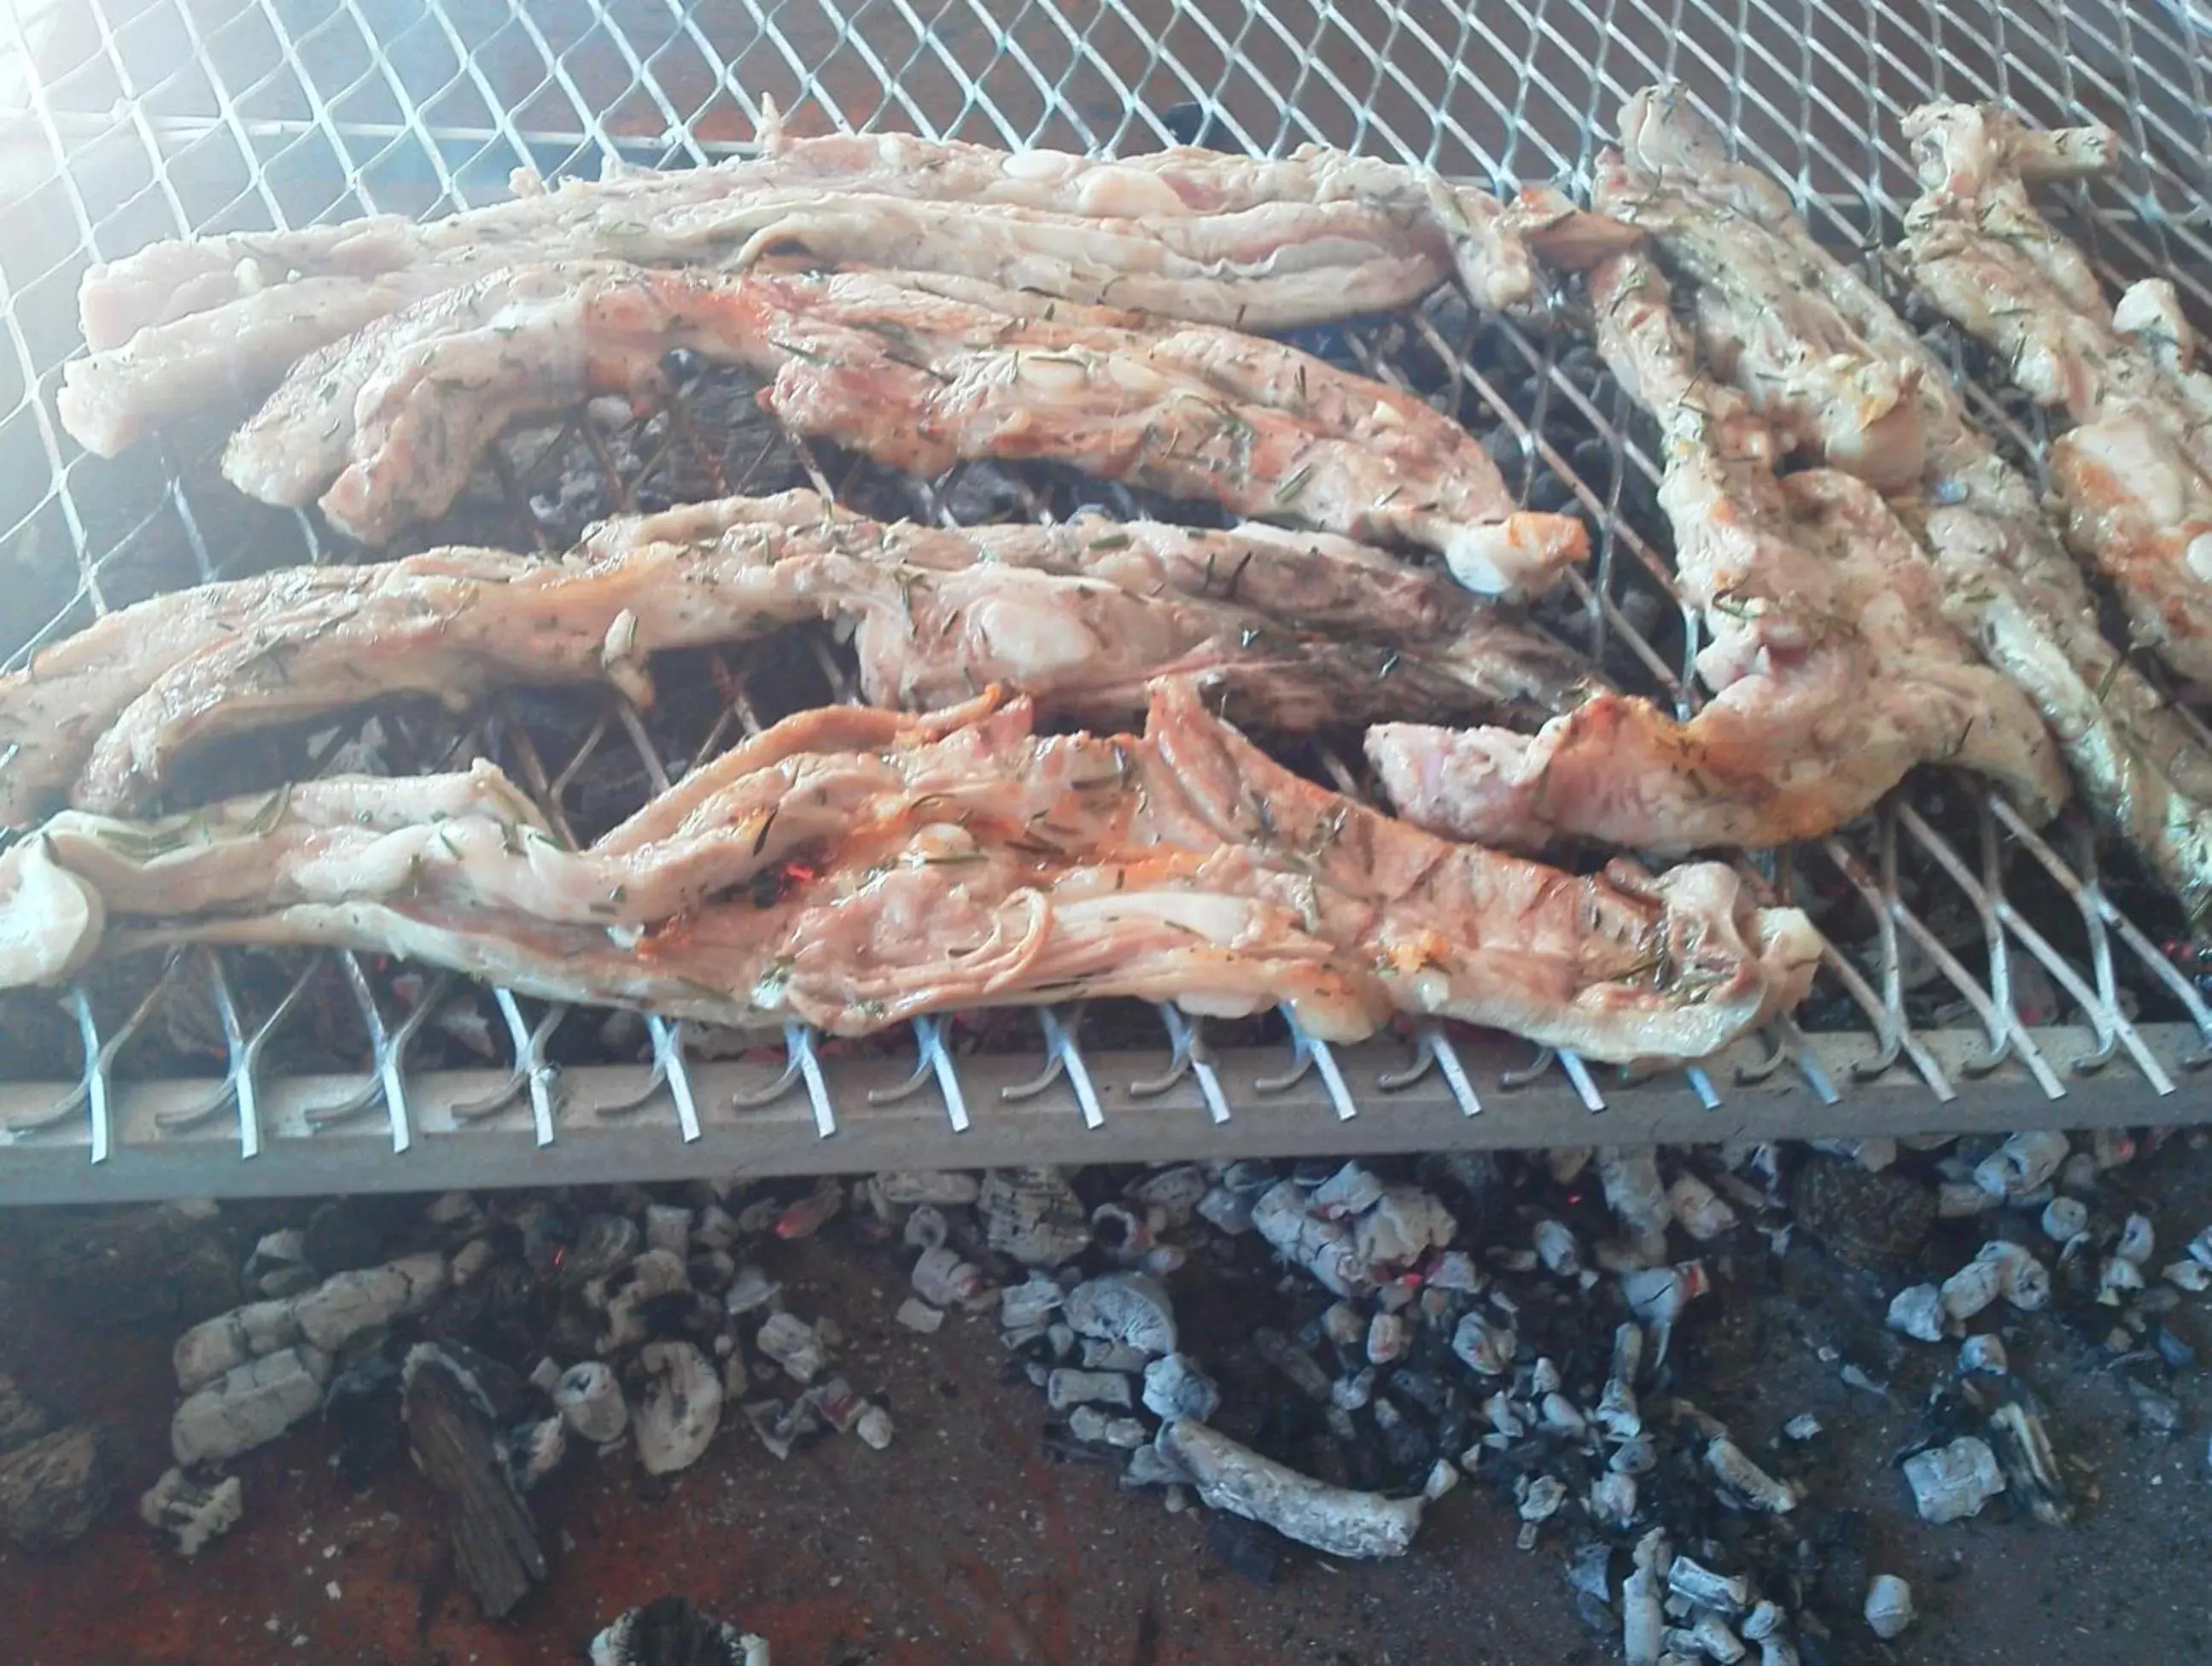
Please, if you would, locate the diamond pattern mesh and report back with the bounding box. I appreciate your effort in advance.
[0,0,2206,1167]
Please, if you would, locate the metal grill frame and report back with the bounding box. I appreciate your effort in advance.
[0,0,2208,1203]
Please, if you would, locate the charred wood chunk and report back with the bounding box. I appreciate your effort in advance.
[401,1343,546,1619]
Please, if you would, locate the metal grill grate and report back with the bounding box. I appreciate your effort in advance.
[0,0,2208,1203]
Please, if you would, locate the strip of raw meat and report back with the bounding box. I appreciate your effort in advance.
[0,682,1818,1064]
[0,491,1585,821]
[1368,252,2067,851]
[1896,102,2212,690]
[219,264,1588,593]
[0,548,519,827]
[65,122,1634,451]
[1596,86,2208,914]
[1604,85,1928,492]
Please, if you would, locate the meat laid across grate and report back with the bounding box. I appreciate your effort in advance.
[0,0,2207,1203]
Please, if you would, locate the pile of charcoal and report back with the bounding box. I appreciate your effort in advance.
[42,1119,2202,1663]
[136,1180,896,1618]
[872,1132,2209,1664]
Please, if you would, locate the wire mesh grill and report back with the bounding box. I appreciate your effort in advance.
[0,0,2209,1191]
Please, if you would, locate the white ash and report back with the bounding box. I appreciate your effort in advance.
[1864,1573,1916,1639]
[872,1169,982,1209]
[894,1297,946,1334]
[1905,1435,2007,1523]
[139,1467,243,1558]
[911,1244,988,1308]
[979,1167,1093,1267]
[171,1347,331,1467]
[1063,1273,1177,1357]
[1160,1418,1426,1559]
[554,1361,629,1445]
[1045,1369,1133,1413]
[755,1312,827,1385]
[635,1342,722,1475]
[999,1276,1064,1331]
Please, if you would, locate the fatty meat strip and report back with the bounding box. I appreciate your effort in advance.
[214,265,1589,596]
[1894,100,2212,692]
[1367,250,2068,852]
[0,681,1818,1065]
[63,119,1633,453]
[1601,86,2208,915]
[0,491,1587,823]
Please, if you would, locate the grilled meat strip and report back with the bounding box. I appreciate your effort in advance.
[0,681,1818,1064]
[1896,101,2212,692]
[0,490,1585,823]
[1599,88,2205,915]
[64,123,1633,454]
[1368,251,2068,851]
[218,264,1588,593]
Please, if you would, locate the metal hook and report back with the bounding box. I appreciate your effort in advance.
[9,972,166,1145]
[1732,1023,1793,1086]
[1501,1043,1604,1110]
[1252,1006,1357,1120]
[1748,1016,1842,1105]
[1498,1043,1556,1090]
[598,1017,701,1140]
[1129,1005,1230,1124]
[158,953,321,1147]
[732,1022,836,1140]
[1375,1024,1482,1116]
[866,1015,969,1132]
[1001,1006,1103,1129]
[307,968,452,1143]
[452,993,566,1145]
[653,1017,703,1142]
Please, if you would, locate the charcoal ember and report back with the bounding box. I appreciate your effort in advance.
[515,1201,581,1279]
[401,1343,547,1619]
[3,1203,237,1326]
[324,1354,406,1489]
[0,1424,110,1549]
[589,1595,767,1666]
[555,1361,630,1444]
[1372,1398,1433,1474]
[1791,1156,1935,1270]
[243,1228,317,1299]
[1205,1508,1289,1585]
[1965,1375,2073,1525]
[563,1215,645,1287]
[292,1253,448,1353]
[0,1372,56,1452]
[1864,1573,1916,1640]
[301,1198,390,1275]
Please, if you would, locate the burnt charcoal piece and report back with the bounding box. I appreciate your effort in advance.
[1159,101,1237,153]
[401,1344,546,1619]
[301,1199,389,1275]
[0,1424,111,1549]
[1205,1510,1288,1585]
[590,1595,756,1665]
[1790,1156,1936,1271]
[0,1372,56,1453]
[324,1356,405,1491]
[2,1203,237,1325]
